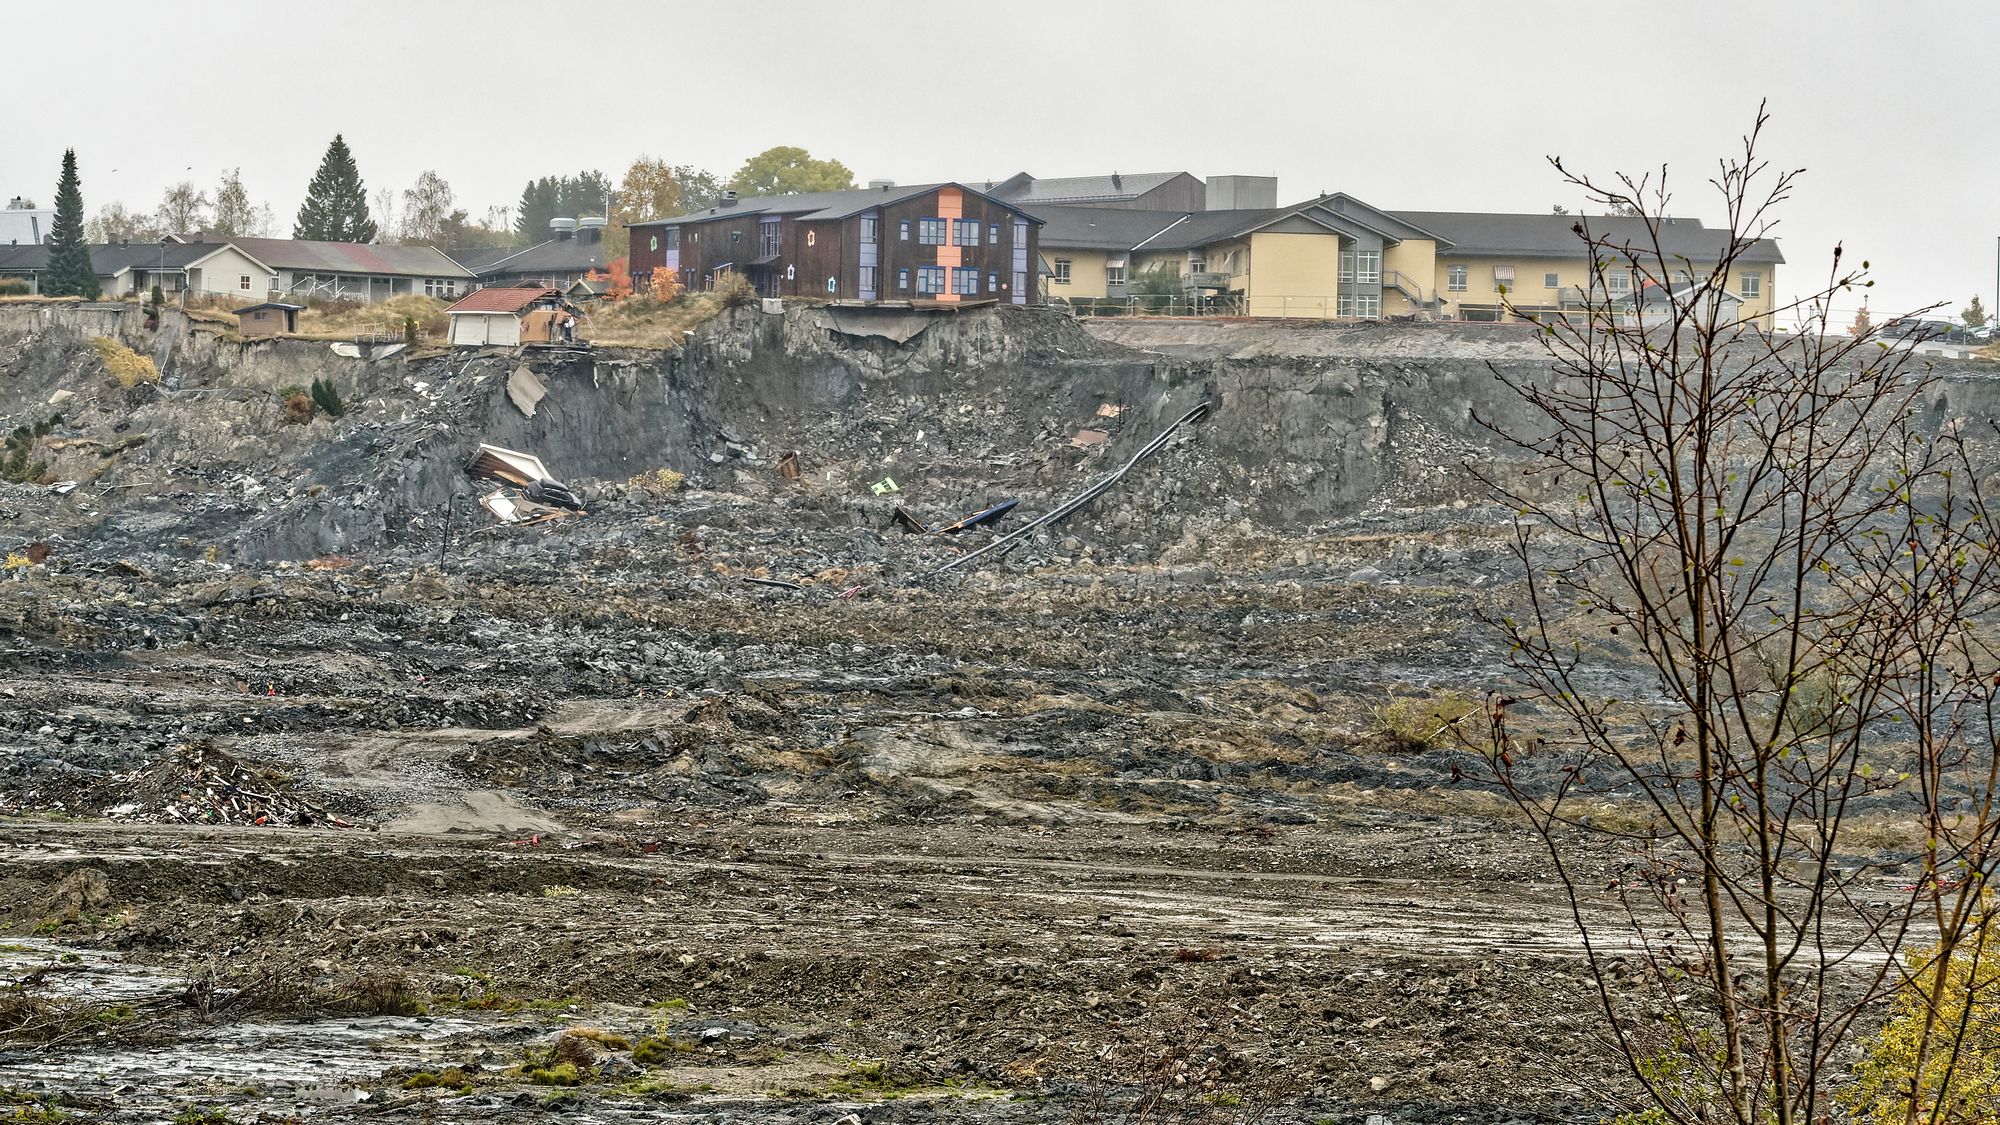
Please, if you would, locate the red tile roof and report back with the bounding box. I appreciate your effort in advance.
[447,286,559,314]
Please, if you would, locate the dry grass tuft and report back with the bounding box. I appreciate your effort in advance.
[587,291,725,348]
[1370,690,1485,752]
[296,294,448,341]
[89,336,159,387]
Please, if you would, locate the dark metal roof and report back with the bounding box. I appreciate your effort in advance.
[443,246,528,272]
[1032,196,1441,254]
[1391,211,1785,264]
[461,237,610,278]
[233,302,304,314]
[1023,206,1187,250]
[631,182,1044,229]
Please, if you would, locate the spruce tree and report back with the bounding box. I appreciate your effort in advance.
[43,150,98,299]
[293,135,378,243]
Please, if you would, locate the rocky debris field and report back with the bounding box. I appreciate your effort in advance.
[0,299,1966,1123]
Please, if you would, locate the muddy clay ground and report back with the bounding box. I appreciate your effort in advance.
[3,302,1897,1124]
[0,520,1653,1125]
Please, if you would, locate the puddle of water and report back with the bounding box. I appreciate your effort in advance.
[0,938,577,1115]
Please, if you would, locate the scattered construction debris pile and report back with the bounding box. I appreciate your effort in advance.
[104,743,363,829]
[467,443,585,526]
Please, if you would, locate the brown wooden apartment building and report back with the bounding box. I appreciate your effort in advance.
[627,182,1042,305]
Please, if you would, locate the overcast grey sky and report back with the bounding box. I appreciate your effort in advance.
[10,0,1995,320]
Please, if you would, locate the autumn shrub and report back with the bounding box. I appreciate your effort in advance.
[1842,913,2000,1125]
[714,272,757,310]
[0,278,31,297]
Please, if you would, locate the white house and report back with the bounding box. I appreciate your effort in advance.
[0,240,276,299]
[446,286,566,347]
[230,237,474,303]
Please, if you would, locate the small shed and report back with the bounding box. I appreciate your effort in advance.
[233,302,303,337]
[445,286,567,347]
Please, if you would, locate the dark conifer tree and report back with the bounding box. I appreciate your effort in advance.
[43,149,98,298]
[293,135,378,242]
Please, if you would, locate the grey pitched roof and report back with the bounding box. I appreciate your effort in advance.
[1144,206,1298,249]
[631,182,1043,228]
[229,237,474,278]
[0,242,252,274]
[1392,211,1785,264]
[1033,195,1448,254]
[444,245,528,272]
[464,237,610,278]
[993,172,1187,205]
[1027,206,1188,251]
[0,245,45,273]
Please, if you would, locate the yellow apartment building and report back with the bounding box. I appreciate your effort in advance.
[1394,211,1783,326]
[1024,173,1782,326]
[1033,194,1449,318]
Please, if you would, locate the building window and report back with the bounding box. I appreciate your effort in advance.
[424,278,455,297]
[1013,270,1026,295]
[649,235,658,252]
[897,268,910,290]
[1357,293,1380,316]
[860,265,877,293]
[1187,256,1206,275]
[1338,293,1354,315]
[1741,271,1761,297]
[1607,270,1632,296]
[953,219,979,246]
[1447,265,1467,292]
[953,267,979,295]
[238,274,252,290]
[1105,265,1126,286]
[759,220,782,258]
[860,216,878,243]
[1355,250,1380,284]
[987,271,998,291]
[1545,272,1560,289]
[1339,252,1355,284]
[1053,258,1072,285]
[918,218,947,245]
[899,220,910,241]
[988,223,999,244]
[917,265,946,295]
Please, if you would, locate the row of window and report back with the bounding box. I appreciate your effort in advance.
[1337,251,1381,285]
[876,265,998,295]
[1444,263,1763,298]
[1336,293,1382,317]
[901,218,999,246]
[649,214,1028,258]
